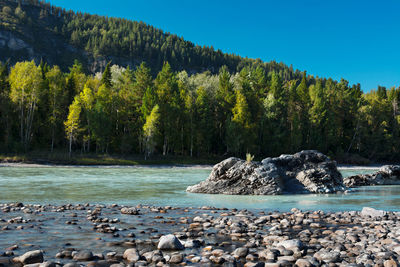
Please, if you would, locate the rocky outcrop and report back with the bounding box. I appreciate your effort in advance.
[186,150,345,195]
[344,165,400,187]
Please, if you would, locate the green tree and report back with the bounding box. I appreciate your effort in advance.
[0,61,11,151]
[262,72,289,155]
[227,90,256,155]
[9,61,42,151]
[143,105,160,159]
[101,61,113,89]
[79,83,96,152]
[215,66,234,153]
[46,65,67,151]
[195,86,215,154]
[64,95,82,156]
[155,62,181,155]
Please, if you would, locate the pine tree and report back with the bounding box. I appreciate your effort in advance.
[228,90,255,155]
[155,62,180,155]
[101,62,113,89]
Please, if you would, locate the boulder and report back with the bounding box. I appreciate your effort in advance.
[314,250,340,263]
[344,165,400,187]
[277,239,303,250]
[123,248,141,263]
[157,234,184,250]
[72,250,93,261]
[14,250,44,265]
[187,150,345,195]
[361,207,386,218]
[120,207,139,215]
[169,252,183,264]
[233,247,249,257]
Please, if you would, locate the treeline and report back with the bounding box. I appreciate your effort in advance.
[1,59,399,161]
[0,0,301,77]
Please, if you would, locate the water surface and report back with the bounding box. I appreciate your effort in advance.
[0,165,397,211]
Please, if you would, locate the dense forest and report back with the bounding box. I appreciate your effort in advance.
[0,59,399,162]
[0,0,399,162]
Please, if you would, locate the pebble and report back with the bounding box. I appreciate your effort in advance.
[2,203,400,266]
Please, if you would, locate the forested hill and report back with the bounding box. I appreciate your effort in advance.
[0,0,299,77]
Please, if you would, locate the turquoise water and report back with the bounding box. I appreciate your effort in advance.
[0,165,397,211]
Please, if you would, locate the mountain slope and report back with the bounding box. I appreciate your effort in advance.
[0,0,299,78]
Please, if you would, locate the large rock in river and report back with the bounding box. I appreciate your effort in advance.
[344,165,400,187]
[186,150,345,195]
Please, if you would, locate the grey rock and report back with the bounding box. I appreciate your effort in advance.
[157,234,184,250]
[39,262,57,267]
[294,258,312,267]
[169,252,183,264]
[86,260,110,267]
[361,207,386,217]
[277,239,303,249]
[187,150,345,195]
[15,250,44,265]
[344,165,400,187]
[314,250,340,263]
[183,239,202,248]
[120,207,139,215]
[232,247,248,257]
[73,250,93,261]
[123,249,140,263]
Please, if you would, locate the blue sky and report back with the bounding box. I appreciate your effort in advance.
[48,0,400,91]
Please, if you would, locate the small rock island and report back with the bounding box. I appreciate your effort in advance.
[187,150,346,195]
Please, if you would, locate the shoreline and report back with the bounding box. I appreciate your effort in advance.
[0,203,399,266]
[0,161,383,169]
[0,162,214,168]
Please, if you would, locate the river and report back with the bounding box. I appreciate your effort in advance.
[0,165,398,211]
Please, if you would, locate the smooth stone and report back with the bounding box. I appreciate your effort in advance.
[15,250,44,265]
[361,207,386,217]
[277,239,303,249]
[314,250,340,263]
[120,207,139,215]
[384,259,399,267]
[123,249,140,263]
[157,235,184,250]
[39,262,57,267]
[73,250,93,261]
[169,253,183,264]
[295,258,312,267]
[184,239,202,248]
[233,247,249,258]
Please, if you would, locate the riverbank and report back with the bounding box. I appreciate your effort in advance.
[0,153,225,166]
[0,153,386,168]
[0,161,381,170]
[0,203,399,266]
